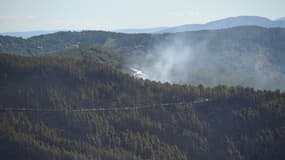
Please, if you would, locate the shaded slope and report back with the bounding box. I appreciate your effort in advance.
[0,54,285,160]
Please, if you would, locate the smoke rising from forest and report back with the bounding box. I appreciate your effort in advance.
[128,35,285,91]
[141,38,194,83]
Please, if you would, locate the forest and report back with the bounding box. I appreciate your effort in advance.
[1,26,285,90]
[0,54,285,160]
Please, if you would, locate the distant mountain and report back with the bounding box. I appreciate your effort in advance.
[116,16,285,34]
[114,27,169,34]
[0,30,60,38]
[277,17,285,21]
[3,16,285,36]
[159,16,285,33]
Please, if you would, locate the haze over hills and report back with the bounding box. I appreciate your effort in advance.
[0,30,61,39]
[277,17,285,21]
[116,16,285,33]
[114,27,169,34]
[1,16,285,38]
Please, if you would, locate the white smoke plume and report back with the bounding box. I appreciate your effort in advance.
[143,38,194,83]
[126,34,285,91]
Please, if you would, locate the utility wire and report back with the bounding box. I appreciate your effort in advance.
[0,98,210,112]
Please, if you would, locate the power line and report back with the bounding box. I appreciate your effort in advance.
[0,98,210,112]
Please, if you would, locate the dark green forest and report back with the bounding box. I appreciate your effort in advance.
[0,54,285,160]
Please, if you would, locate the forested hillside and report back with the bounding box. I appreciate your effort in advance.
[1,26,285,90]
[135,27,285,90]
[1,26,285,57]
[47,45,122,68]
[0,54,285,160]
[0,31,152,55]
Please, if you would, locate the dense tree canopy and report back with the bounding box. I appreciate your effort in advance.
[0,54,284,160]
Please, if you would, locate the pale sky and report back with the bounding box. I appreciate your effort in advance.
[0,0,284,32]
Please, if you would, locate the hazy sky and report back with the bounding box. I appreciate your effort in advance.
[0,0,284,32]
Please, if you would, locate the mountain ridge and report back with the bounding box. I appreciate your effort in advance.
[118,16,285,33]
[0,30,61,38]
[2,16,285,38]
